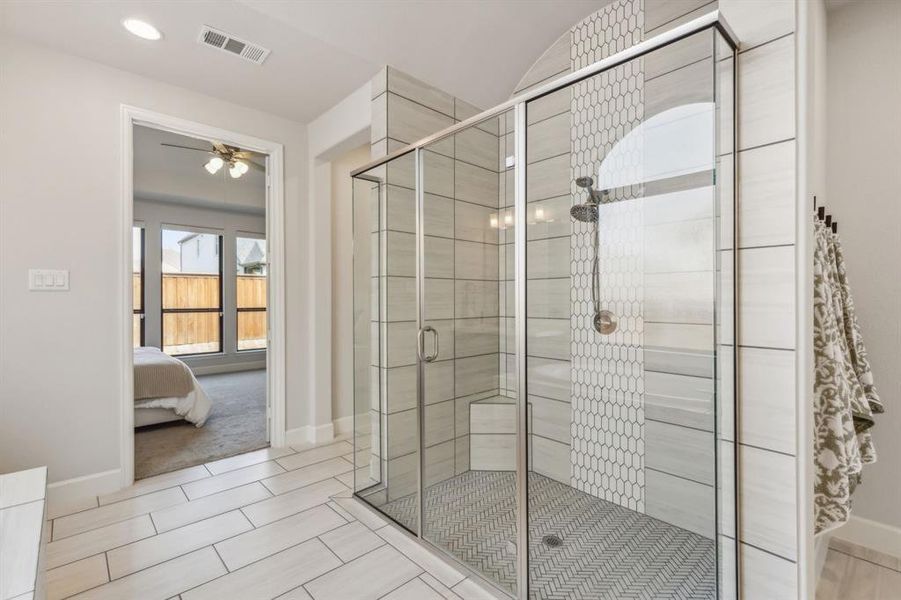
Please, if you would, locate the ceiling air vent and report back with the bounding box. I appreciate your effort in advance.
[198,25,270,65]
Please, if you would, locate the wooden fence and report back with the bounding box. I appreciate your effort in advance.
[133,273,266,351]
[236,274,267,350]
[162,273,220,309]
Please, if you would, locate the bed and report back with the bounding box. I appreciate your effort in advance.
[134,347,212,427]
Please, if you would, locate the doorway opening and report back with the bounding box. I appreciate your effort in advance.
[122,109,285,483]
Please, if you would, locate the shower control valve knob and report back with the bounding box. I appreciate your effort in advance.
[594,310,617,335]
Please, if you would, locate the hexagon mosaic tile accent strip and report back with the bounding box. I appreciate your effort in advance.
[569,0,646,511]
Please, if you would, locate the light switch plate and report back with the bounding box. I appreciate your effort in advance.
[29,269,69,291]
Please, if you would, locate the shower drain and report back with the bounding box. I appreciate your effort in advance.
[542,534,563,548]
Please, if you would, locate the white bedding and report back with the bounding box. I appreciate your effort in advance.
[134,356,212,427]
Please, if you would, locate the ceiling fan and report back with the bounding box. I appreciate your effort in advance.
[160,141,264,179]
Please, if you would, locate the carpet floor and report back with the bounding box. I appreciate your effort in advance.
[134,369,268,480]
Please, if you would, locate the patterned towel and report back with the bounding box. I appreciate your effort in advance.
[813,219,882,534]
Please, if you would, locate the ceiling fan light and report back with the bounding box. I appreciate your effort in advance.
[229,160,249,178]
[204,157,224,174]
[229,161,244,178]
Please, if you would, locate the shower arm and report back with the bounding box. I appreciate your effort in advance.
[592,225,601,316]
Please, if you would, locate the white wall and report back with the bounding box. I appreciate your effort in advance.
[330,145,371,422]
[810,0,828,202]
[134,198,266,373]
[301,81,371,443]
[0,37,309,488]
[826,0,901,531]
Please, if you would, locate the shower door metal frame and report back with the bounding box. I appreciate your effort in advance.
[351,11,740,600]
[414,147,425,539]
[512,101,529,598]
[351,11,737,179]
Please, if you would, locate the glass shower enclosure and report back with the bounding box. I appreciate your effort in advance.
[352,11,738,599]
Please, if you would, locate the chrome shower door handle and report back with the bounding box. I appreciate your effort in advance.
[417,325,439,363]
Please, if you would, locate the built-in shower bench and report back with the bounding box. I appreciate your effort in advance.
[469,395,516,470]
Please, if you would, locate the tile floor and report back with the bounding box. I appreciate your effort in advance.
[366,471,715,599]
[816,538,901,600]
[44,438,503,600]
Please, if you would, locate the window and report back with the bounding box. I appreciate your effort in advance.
[236,236,267,351]
[133,226,144,347]
[161,228,222,355]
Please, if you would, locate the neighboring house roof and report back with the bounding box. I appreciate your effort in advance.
[240,243,265,267]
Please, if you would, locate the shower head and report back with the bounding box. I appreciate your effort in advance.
[571,175,605,222]
[570,202,599,223]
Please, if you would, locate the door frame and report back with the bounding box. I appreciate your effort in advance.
[119,105,286,486]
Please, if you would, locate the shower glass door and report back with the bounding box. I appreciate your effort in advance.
[522,26,736,599]
[353,19,736,600]
[419,110,520,596]
[352,152,422,534]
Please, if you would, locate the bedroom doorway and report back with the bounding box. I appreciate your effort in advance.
[122,108,285,483]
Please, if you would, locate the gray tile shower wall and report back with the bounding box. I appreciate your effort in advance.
[657,0,800,597]
[370,0,800,594]
[513,0,719,529]
[370,67,506,496]
[514,0,800,595]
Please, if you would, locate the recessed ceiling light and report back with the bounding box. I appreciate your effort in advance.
[122,18,162,41]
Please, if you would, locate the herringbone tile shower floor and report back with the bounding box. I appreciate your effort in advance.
[377,471,716,600]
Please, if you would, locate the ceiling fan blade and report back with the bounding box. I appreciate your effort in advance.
[160,142,214,154]
[212,142,229,154]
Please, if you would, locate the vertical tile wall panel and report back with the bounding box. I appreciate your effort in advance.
[736,35,795,151]
[643,30,713,80]
[722,0,799,589]
[371,66,388,99]
[386,67,455,118]
[644,0,714,32]
[740,445,798,561]
[645,469,715,538]
[531,436,571,485]
[740,544,798,599]
[734,140,796,248]
[719,0,795,50]
[739,347,796,455]
[645,420,715,485]
[737,245,796,349]
[371,68,505,491]
[645,0,801,594]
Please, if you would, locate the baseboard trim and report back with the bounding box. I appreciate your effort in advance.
[189,361,266,376]
[333,415,353,436]
[285,417,351,448]
[46,468,122,518]
[833,515,901,559]
[284,426,304,447]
